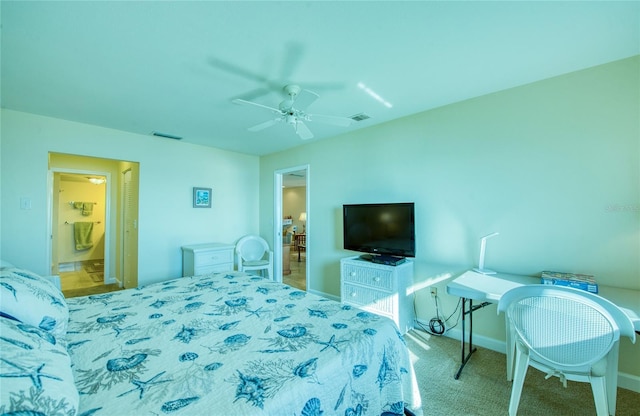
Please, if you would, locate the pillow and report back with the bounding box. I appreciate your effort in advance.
[0,267,69,342]
[0,316,79,415]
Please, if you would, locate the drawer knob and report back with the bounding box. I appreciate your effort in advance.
[350,272,356,277]
[350,292,357,297]
[373,277,380,282]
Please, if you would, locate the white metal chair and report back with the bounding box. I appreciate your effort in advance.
[497,285,635,416]
[235,235,273,279]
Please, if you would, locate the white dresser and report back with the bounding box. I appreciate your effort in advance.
[181,243,235,276]
[340,256,415,334]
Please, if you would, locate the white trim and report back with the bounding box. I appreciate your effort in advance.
[273,172,283,282]
[307,288,339,302]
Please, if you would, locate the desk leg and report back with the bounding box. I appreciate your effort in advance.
[454,297,476,379]
[454,298,491,379]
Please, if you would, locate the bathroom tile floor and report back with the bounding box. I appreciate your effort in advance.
[60,260,121,298]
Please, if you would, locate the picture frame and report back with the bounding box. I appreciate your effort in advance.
[193,187,212,208]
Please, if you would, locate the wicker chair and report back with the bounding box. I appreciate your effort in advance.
[497,285,635,416]
[235,235,273,279]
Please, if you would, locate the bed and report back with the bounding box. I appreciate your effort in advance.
[0,266,423,415]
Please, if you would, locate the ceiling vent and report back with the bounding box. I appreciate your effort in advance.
[350,113,371,122]
[152,131,183,140]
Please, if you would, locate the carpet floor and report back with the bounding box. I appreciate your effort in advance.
[404,330,639,416]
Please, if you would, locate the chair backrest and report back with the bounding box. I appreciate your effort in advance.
[498,285,635,370]
[236,235,270,262]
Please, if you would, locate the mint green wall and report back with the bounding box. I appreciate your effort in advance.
[1,110,260,285]
[260,57,639,378]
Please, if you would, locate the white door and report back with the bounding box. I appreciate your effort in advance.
[122,169,137,288]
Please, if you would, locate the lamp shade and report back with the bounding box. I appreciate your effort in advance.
[298,212,306,222]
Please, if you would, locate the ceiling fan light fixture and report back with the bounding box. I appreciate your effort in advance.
[88,177,106,185]
[286,114,297,125]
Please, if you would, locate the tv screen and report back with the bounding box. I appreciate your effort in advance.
[343,203,415,258]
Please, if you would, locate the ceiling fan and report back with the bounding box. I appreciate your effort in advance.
[232,84,353,140]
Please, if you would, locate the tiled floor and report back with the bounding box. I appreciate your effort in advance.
[283,251,306,290]
[59,260,122,298]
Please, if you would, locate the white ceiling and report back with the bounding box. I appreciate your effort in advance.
[2,1,638,156]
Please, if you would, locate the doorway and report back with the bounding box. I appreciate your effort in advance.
[48,152,140,297]
[275,165,309,291]
[51,171,110,295]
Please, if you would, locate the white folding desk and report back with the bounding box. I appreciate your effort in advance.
[446,270,640,380]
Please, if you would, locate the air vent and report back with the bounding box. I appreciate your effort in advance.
[350,113,371,122]
[152,131,183,140]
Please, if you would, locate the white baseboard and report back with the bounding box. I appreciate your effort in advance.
[417,320,640,394]
[308,288,340,302]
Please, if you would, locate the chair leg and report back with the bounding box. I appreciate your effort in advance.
[590,376,609,416]
[509,347,529,416]
[605,344,620,416]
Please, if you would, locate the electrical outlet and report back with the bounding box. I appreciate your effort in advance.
[430,287,437,297]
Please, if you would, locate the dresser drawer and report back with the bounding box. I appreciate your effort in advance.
[342,264,393,291]
[194,249,234,267]
[182,243,235,277]
[342,283,395,315]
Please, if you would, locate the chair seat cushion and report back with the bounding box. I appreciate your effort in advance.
[244,260,269,267]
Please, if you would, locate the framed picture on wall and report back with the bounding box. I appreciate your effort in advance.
[193,187,212,208]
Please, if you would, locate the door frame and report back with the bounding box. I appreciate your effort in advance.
[273,164,309,286]
[47,168,113,283]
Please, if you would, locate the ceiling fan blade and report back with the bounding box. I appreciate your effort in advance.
[232,88,273,102]
[308,113,354,127]
[248,119,279,132]
[208,57,278,88]
[279,41,304,81]
[232,98,281,114]
[293,89,319,111]
[296,121,314,140]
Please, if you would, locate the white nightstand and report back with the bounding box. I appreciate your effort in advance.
[181,243,235,276]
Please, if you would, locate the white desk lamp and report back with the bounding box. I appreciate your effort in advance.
[473,232,499,275]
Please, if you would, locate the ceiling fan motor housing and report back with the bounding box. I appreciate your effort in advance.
[283,84,301,98]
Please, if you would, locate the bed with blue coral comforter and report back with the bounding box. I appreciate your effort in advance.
[65,272,422,415]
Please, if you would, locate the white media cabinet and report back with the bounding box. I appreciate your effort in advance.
[340,256,415,334]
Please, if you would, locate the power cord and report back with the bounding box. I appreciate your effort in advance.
[428,294,445,334]
[414,293,462,336]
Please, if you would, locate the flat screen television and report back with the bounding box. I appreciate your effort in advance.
[343,202,415,259]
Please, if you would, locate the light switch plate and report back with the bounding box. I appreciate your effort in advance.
[20,197,32,210]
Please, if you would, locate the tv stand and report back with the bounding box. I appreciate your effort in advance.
[340,256,414,334]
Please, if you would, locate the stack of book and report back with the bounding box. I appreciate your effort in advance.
[541,271,598,294]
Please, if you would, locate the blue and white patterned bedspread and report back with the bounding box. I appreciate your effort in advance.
[66,272,422,415]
